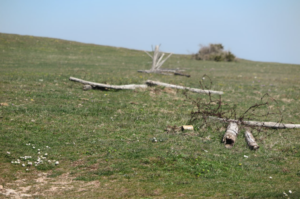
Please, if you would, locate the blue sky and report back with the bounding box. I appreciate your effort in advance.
[1,0,300,64]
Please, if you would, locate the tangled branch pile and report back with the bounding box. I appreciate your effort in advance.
[183,75,293,149]
[193,44,236,62]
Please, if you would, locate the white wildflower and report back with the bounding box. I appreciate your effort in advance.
[289,190,292,193]
[244,155,248,158]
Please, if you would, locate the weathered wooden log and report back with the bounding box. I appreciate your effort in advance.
[209,116,300,129]
[145,80,223,95]
[137,70,172,75]
[222,122,239,148]
[174,72,190,77]
[244,128,259,150]
[160,69,185,72]
[138,70,190,77]
[69,77,147,90]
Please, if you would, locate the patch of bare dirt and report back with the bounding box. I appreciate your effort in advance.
[281,98,293,103]
[163,87,177,95]
[0,172,100,198]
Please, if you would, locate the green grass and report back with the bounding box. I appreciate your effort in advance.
[1,32,300,198]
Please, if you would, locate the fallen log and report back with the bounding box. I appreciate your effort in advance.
[145,80,223,95]
[244,128,259,150]
[160,69,185,72]
[137,70,172,75]
[69,77,147,90]
[209,116,300,129]
[222,122,239,148]
[138,69,189,77]
[174,72,190,77]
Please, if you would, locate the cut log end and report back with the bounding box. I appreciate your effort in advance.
[223,133,237,148]
[222,122,239,148]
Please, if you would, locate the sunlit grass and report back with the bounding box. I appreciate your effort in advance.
[0,32,300,198]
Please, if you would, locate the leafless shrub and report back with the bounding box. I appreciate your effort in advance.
[184,75,283,134]
[193,44,236,62]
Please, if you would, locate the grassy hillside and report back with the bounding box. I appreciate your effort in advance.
[0,33,300,198]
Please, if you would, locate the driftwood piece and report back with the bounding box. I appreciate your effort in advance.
[222,122,239,148]
[69,77,147,90]
[145,80,223,95]
[209,116,300,129]
[244,128,259,150]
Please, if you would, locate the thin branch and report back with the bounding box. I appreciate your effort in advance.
[144,51,153,59]
[156,53,173,69]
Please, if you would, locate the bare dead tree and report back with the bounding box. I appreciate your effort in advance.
[138,45,190,77]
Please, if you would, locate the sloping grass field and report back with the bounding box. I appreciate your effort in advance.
[0,33,300,198]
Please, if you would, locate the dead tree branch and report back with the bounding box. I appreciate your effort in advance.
[69,77,147,90]
[209,116,300,129]
[139,45,190,77]
[146,80,223,95]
